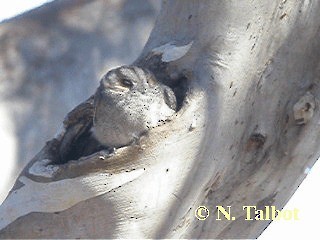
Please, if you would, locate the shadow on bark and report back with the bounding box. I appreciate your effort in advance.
[0,0,160,201]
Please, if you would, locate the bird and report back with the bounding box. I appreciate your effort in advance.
[93,65,177,148]
[58,66,176,163]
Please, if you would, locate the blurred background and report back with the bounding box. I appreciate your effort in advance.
[0,0,160,201]
[0,1,319,239]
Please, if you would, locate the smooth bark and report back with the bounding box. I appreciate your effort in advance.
[1,0,320,238]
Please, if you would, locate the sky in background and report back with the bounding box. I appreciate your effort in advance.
[0,1,319,239]
[0,0,53,21]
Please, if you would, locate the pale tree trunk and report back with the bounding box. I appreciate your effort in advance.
[0,0,159,202]
[1,0,320,239]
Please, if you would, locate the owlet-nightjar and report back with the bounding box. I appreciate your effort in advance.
[93,66,177,148]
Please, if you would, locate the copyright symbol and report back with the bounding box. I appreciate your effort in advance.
[195,206,209,220]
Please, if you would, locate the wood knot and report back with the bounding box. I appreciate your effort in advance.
[246,133,266,151]
[293,92,316,125]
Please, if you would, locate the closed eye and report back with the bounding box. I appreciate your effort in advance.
[120,78,134,88]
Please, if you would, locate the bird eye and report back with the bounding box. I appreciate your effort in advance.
[120,78,134,88]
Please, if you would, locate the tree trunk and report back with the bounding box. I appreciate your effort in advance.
[0,0,159,202]
[1,0,320,238]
